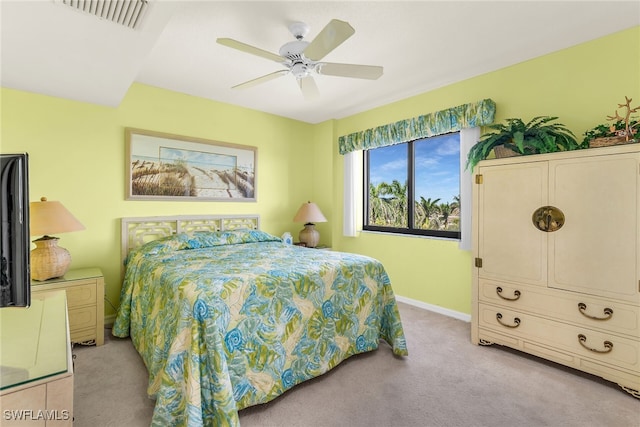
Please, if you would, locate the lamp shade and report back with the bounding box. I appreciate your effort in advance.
[30,197,85,236]
[293,201,327,224]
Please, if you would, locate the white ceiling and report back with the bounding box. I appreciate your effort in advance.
[2,1,639,124]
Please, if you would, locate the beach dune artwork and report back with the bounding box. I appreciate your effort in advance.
[126,129,256,201]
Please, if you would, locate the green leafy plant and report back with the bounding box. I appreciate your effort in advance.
[466,116,581,171]
[582,119,639,146]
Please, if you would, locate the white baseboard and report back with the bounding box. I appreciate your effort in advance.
[395,295,471,323]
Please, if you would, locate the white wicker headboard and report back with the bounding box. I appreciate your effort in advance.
[120,214,260,271]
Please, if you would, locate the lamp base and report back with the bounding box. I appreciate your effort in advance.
[30,236,71,281]
[299,223,320,248]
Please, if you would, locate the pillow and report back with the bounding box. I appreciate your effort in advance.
[134,232,192,256]
[133,229,281,257]
[185,229,281,248]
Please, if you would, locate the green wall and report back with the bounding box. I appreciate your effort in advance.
[1,84,317,320]
[1,26,638,321]
[330,26,640,315]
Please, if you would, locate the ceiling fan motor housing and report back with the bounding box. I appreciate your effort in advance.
[278,40,309,60]
[279,40,314,78]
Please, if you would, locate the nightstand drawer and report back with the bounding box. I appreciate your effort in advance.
[71,327,98,344]
[68,306,96,331]
[65,282,97,308]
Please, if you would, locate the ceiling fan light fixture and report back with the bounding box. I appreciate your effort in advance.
[291,62,310,79]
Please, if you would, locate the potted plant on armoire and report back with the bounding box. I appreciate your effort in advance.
[466,115,581,171]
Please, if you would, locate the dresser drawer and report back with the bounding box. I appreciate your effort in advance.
[478,304,640,373]
[479,279,639,336]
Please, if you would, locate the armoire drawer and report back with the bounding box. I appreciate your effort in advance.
[478,303,640,374]
[479,279,639,337]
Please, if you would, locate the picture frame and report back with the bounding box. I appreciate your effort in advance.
[125,128,257,202]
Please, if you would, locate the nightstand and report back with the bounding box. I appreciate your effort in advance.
[31,267,105,346]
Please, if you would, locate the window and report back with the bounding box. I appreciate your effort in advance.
[364,132,461,239]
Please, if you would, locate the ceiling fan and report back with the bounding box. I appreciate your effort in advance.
[217,19,383,99]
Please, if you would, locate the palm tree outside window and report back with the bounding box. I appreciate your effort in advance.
[364,132,461,239]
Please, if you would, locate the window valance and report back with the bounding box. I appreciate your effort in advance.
[338,98,496,154]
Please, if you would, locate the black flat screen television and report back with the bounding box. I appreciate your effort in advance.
[1,153,30,308]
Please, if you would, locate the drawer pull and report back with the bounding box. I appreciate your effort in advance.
[578,334,613,354]
[577,303,613,321]
[496,287,521,301]
[496,313,520,328]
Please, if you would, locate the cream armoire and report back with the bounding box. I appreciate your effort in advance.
[471,143,639,397]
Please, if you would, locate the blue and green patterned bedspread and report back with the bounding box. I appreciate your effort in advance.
[113,230,408,426]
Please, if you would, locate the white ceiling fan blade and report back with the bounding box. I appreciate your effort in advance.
[303,19,355,61]
[217,38,284,63]
[317,62,383,80]
[298,76,320,100]
[232,70,289,89]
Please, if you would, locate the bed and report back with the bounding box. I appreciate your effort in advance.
[112,215,408,426]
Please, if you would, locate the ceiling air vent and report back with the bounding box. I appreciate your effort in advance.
[56,0,149,30]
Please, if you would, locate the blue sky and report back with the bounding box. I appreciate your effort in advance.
[160,147,237,170]
[368,133,460,204]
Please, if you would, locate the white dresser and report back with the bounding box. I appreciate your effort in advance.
[0,290,74,425]
[471,143,639,397]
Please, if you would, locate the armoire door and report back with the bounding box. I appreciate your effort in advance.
[548,152,640,303]
[477,161,548,286]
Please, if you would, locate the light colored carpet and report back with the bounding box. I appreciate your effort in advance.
[72,303,640,426]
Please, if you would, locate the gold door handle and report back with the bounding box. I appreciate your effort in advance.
[496,312,521,328]
[496,286,521,301]
[578,334,613,354]
[578,303,613,321]
[532,206,565,232]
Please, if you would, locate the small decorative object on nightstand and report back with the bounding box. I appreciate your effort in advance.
[293,201,327,248]
[281,232,293,245]
[31,267,104,346]
[29,197,85,281]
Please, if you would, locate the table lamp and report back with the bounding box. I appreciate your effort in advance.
[30,197,85,281]
[293,201,327,248]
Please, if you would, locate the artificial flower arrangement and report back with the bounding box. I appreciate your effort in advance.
[583,96,639,147]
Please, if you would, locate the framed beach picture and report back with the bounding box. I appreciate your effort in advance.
[125,128,257,201]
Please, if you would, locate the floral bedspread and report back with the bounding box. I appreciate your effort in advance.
[113,230,408,426]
